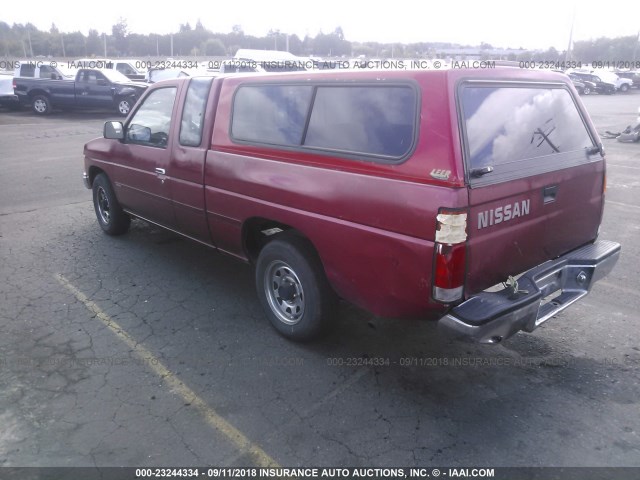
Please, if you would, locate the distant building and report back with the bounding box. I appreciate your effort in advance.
[435,47,530,60]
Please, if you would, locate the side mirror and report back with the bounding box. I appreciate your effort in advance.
[104,121,124,140]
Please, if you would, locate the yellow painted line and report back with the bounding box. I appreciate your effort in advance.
[223,367,369,466]
[55,273,280,468]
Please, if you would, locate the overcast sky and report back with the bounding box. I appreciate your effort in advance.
[4,1,640,50]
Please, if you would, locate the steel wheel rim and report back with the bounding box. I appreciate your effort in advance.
[96,186,111,224]
[34,99,47,113]
[264,260,305,325]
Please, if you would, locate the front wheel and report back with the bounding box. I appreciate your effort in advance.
[255,235,337,341]
[32,95,51,115]
[116,97,134,116]
[620,84,629,93]
[92,173,130,235]
[582,86,591,95]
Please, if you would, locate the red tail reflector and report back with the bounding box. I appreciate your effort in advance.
[433,210,467,303]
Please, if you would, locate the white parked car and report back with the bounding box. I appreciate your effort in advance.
[593,70,633,92]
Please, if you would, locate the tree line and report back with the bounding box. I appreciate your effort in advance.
[0,19,638,62]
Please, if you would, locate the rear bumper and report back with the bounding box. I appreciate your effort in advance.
[0,94,18,106]
[438,240,621,344]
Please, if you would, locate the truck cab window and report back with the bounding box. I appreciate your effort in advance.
[39,65,57,79]
[20,64,36,77]
[179,78,213,147]
[80,71,107,84]
[126,87,177,149]
[116,63,135,76]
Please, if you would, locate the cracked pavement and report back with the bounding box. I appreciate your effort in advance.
[0,98,639,468]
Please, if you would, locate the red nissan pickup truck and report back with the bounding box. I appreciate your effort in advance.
[82,67,620,343]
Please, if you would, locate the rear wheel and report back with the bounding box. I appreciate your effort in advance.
[582,86,591,95]
[620,84,629,92]
[32,95,51,115]
[92,173,130,235]
[255,234,336,341]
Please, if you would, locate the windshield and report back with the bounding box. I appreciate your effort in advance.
[100,69,132,83]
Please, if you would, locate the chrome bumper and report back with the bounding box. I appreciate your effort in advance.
[438,240,621,344]
[82,172,91,189]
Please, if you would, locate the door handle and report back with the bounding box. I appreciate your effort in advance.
[155,168,166,175]
[543,185,558,204]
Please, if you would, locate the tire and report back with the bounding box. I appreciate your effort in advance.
[620,84,629,93]
[92,173,131,235]
[255,234,337,341]
[31,94,51,115]
[116,97,134,116]
[583,86,591,95]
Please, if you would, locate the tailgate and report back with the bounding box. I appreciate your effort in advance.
[458,81,605,295]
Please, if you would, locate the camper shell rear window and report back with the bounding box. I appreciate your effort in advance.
[458,81,597,186]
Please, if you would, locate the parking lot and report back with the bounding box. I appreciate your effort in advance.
[0,90,639,469]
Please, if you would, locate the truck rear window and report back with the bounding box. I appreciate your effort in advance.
[231,83,417,160]
[459,84,596,184]
[20,63,36,77]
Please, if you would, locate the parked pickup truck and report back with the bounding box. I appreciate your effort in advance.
[12,60,76,81]
[72,59,147,82]
[82,68,620,343]
[14,67,147,115]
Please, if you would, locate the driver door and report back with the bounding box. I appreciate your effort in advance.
[77,70,113,107]
[110,84,181,228]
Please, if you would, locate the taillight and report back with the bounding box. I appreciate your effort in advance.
[433,209,467,303]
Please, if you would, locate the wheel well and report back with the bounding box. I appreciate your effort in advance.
[242,218,300,263]
[87,166,106,187]
[28,90,49,101]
